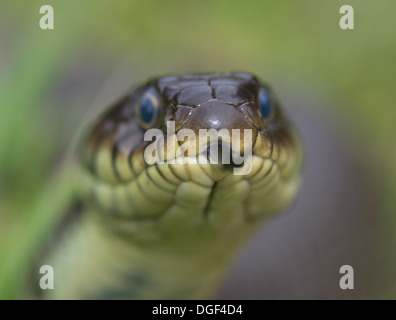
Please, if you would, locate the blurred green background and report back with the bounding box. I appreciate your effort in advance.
[0,0,395,299]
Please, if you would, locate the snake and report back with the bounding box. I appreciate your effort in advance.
[34,72,303,299]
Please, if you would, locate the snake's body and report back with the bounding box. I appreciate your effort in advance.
[35,72,302,299]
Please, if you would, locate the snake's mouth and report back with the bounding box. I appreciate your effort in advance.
[205,143,246,171]
[144,132,258,178]
[78,126,301,223]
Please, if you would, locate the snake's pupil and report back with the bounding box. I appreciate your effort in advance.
[259,89,271,118]
[140,97,154,123]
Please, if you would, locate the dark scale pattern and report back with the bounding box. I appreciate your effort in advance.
[156,72,259,108]
[154,72,264,135]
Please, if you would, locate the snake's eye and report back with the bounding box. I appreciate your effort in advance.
[258,87,272,119]
[137,87,161,129]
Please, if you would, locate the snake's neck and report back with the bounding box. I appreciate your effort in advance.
[38,168,270,299]
[40,206,255,300]
[38,160,300,299]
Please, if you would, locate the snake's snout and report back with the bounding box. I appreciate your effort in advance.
[179,99,258,151]
[180,100,258,134]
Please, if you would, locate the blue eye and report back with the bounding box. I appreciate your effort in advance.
[138,87,161,129]
[258,87,272,118]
